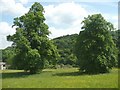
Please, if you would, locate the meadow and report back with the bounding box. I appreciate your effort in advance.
[1,68,118,88]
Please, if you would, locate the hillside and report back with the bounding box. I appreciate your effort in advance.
[53,34,78,66]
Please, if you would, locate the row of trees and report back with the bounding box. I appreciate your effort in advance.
[2,2,119,74]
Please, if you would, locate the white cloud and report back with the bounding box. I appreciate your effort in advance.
[0,0,29,16]
[49,26,80,39]
[44,2,118,38]
[18,0,28,4]
[0,35,13,49]
[44,2,87,28]
[44,2,88,38]
[112,16,117,21]
[0,22,16,35]
[0,22,15,49]
[102,14,118,29]
[113,22,118,29]
[22,0,119,2]
[0,1,118,49]
[0,0,29,49]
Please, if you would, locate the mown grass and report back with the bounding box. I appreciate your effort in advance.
[1,68,118,88]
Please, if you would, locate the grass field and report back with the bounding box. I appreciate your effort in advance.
[1,68,118,88]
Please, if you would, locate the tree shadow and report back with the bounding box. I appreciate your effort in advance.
[53,71,90,76]
[1,70,54,79]
[1,72,30,79]
[53,70,108,76]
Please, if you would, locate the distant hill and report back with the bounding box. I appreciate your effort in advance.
[53,34,78,66]
[53,30,120,66]
[111,30,120,67]
[0,49,2,61]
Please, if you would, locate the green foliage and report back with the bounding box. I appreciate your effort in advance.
[110,30,118,44]
[7,2,59,74]
[111,30,120,67]
[75,14,118,74]
[117,30,120,67]
[0,49,2,61]
[53,34,78,66]
[2,47,15,66]
[113,30,120,68]
[26,49,42,74]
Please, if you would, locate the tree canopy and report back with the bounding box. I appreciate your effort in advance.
[7,2,59,74]
[75,14,118,74]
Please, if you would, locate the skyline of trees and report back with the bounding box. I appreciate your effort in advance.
[0,2,119,74]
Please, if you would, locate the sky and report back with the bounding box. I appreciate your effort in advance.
[0,0,119,49]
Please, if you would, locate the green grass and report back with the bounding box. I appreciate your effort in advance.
[1,68,118,88]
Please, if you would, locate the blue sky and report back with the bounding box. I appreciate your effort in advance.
[0,0,119,49]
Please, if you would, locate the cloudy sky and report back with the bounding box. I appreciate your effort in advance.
[0,0,119,49]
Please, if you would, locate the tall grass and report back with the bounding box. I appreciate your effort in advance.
[1,68,118,88]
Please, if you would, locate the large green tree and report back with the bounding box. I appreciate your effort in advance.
[75,14,118,74]
[7,2,59,74]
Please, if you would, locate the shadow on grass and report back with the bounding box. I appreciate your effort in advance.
[2,70,54,79]
[52,70,105,76]
[53,71,89,76]
[2,72,30,79]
